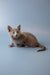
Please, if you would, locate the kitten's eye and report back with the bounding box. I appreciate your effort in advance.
[17,31,19,33]
[13,31,15,34]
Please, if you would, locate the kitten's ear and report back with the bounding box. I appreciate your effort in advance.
[7,25,12,32]
[17,24,21,31]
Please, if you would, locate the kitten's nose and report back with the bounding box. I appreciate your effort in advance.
[16,35,17,37]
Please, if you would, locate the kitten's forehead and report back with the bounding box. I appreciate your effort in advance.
[12,28,17,31]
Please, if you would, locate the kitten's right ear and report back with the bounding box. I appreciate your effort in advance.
[7,25,12,32]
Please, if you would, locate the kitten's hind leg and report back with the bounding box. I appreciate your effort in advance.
[24,45,29,47]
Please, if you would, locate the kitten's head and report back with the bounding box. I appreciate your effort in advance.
[7,25,21,39]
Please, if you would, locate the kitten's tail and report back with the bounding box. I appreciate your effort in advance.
[37,43,46,52]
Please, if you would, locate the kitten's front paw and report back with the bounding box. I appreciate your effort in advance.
[16,44,21,47]
[16,45,20,47]
[8,44,13,47]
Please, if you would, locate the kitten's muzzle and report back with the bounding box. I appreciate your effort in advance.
[11,35,19,40]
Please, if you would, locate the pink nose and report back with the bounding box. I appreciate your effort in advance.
[16,35,17,37]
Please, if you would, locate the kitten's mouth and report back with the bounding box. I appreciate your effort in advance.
[12,35,19,40]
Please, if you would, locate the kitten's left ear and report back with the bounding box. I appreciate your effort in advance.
[17,24,21,31]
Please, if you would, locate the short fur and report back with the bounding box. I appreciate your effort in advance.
[7,25,46,52]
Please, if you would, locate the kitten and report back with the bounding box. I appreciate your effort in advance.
[7,25,46,52]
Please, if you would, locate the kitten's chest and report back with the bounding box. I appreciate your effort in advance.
[11,38,23,44]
